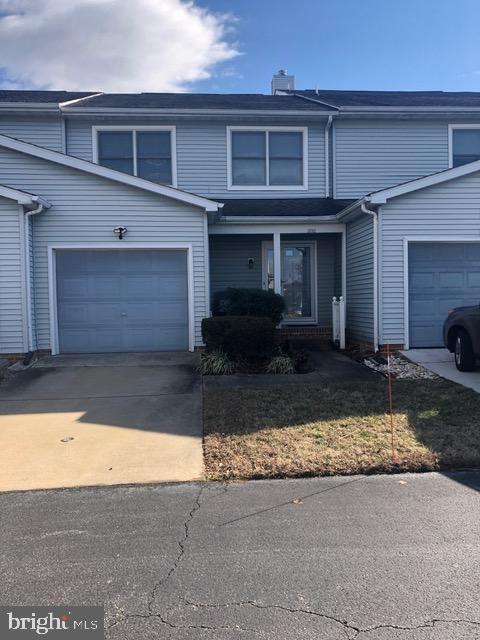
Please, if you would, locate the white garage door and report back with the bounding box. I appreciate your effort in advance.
[408,242,480,347]
[56,249,189,353]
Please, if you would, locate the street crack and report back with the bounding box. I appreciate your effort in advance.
[147,484,204,615]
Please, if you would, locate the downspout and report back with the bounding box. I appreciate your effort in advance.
[324,115,333,197]
[24,197,50,353]
[361,202,379,352]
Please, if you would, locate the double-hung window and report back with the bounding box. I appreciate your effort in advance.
[450,126,480,168]
[94,127,176,185]
[229,127,307,189]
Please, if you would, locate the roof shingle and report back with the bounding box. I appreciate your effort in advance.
[218,198,354,217]
[293,89,480,109]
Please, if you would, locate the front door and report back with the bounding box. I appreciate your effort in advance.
[263,242,316,323]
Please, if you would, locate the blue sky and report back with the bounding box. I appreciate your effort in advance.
[196,0,480,93]
[1,0,479,94]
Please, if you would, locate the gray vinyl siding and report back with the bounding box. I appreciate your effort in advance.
[0,116,63,152]
[209,233,340,326]
[0,196,25,353]
[0,146,208,350]
[380,170,480,346]
[345,212,374,342]
[334,120,449,199]
[66,119,326,198]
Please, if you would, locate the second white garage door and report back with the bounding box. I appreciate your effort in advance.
[56,249,189,353]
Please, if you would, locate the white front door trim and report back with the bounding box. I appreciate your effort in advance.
[48,243,195,355]
[261,239,318,324]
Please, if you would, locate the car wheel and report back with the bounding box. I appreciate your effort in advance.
[454,329,476,372]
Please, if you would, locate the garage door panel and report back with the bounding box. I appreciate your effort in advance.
[438,272,464,288]
[409,242,480,348]
[410,272,434,289]
[467,272,480,287]
[56,249,189,353]
[57,277,89,298]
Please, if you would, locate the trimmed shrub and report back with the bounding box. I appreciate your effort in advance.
[198,350,236,375]
[202,316,275,361]
[266,354,295,375]
[212,288,285,326]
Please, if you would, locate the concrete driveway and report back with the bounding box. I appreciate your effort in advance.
[402,348,480,392]
[0,353,203,492]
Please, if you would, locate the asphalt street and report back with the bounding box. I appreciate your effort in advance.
[1,472,479,639]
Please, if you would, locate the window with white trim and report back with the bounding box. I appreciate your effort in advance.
[229,128,306,188]
[451,127,480,167]
[95,128,175,185]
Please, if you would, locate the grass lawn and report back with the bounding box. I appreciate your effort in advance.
[203,378,480,480]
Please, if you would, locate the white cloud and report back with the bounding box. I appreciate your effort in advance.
[0,0,239,92]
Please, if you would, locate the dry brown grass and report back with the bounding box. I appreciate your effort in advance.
[203,379,480,480]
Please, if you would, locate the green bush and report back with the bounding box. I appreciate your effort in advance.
[198,350,236,375]
[202,316,276,361]
[212,288,285,326]
[266,354,295,375]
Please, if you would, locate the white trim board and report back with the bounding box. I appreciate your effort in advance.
[226,126,309,191]
[91,125,178,188]
[0,134,219,212]
[0,184,47,207]
[209,222,345,234]
[402,236,480,350]
[47,243,196,354]
[447,123,480,168]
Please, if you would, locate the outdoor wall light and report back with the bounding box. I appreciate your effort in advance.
[248,257,255,269]
[113,226,127,240]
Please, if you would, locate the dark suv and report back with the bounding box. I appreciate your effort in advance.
[443,305,480,371]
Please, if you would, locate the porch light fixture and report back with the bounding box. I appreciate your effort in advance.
[113,226,127,240]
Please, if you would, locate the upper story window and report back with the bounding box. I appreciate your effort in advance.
[93,127,176,186]
[450,126,480,168]
[228,127,307,190]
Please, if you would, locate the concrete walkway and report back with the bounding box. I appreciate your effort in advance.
[0,353,203,492]
[402,348,480,392]
[204,350,380,390]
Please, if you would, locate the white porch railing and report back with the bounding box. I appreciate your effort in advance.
[332,296,346,350]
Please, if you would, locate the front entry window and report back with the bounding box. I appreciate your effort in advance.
[265,243,315,322]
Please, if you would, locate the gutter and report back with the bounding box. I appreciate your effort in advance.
[360,202,379,352]
[24,196,51,352]
[324,115,334,197]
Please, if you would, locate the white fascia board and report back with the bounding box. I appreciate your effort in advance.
[58,93,103,107]
[209,222,345,234]
[340,106,480,113]
[0,184,51,208]
[61,107,337,117]
[0,134,220,212]
[368,160,480,204]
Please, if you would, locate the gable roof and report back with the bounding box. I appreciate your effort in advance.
[0,90,333,113]
[0,134,220,212]
[62,92,333,112]
[367,159,480,203]
[0,90,97,105]
[292,89,480,110]
[0,182,50,208]
[220,197,354,217]
[337,159,480,218]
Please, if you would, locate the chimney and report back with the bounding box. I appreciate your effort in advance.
[271,69,294,94]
